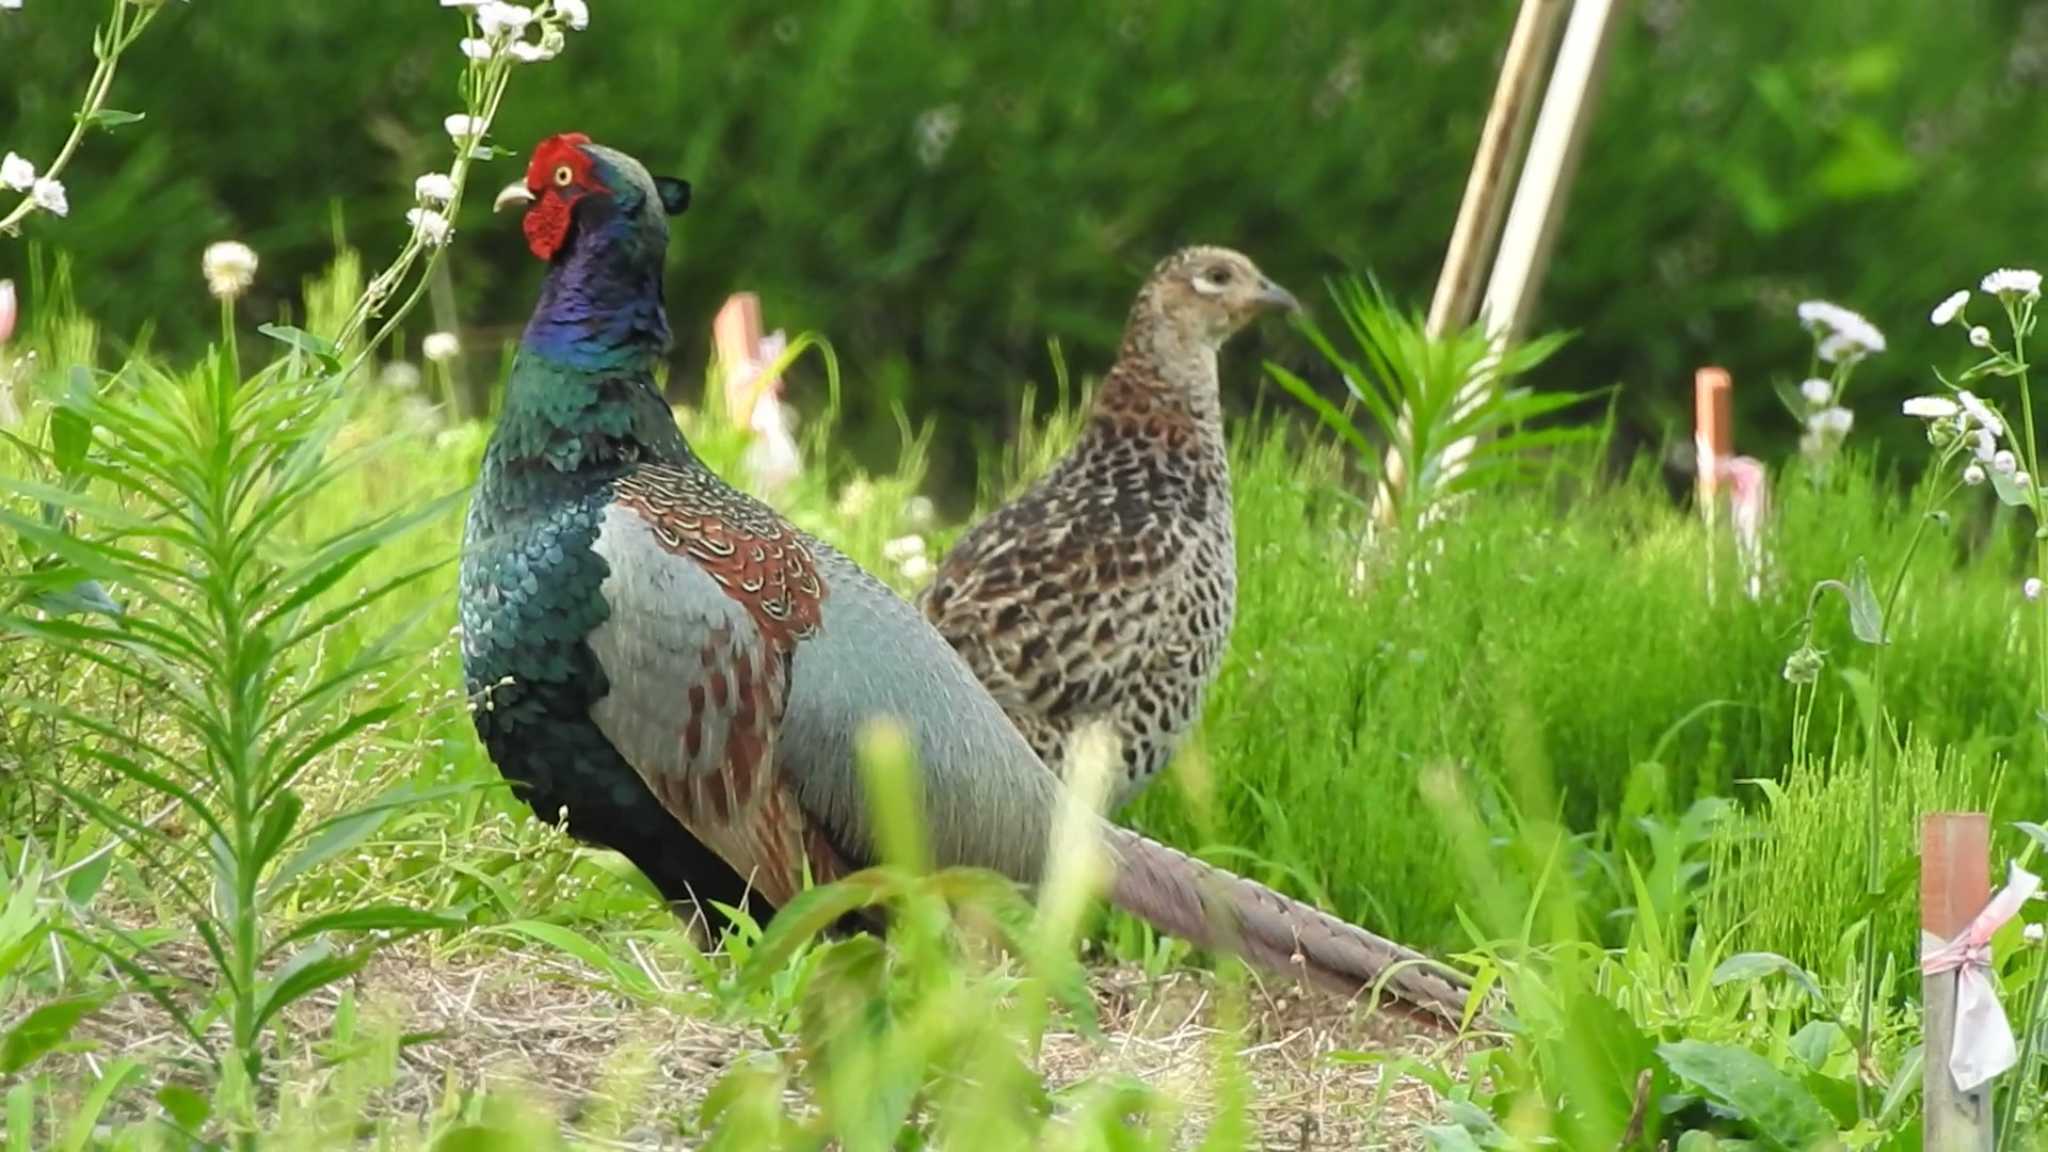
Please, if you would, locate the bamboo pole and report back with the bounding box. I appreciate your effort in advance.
[1378,0,1568,525]
[1381,0,1623,523]
[1923,812,1994,1152]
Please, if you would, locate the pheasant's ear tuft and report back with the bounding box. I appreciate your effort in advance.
[655,177,692,217]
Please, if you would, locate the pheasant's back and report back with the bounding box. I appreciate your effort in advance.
[459,467,755,912]
[921,390,1236,807]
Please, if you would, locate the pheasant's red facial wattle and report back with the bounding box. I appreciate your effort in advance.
[519,133,601,262]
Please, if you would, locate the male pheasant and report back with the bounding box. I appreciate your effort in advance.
[460,134,1467,1019]
[920,248,1293,810]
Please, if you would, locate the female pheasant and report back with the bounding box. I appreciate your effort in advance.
[920,248,1294,810]
[461,135,1467,1020]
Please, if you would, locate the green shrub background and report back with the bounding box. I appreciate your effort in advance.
[6,1,2044,489]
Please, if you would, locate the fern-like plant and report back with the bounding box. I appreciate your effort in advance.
[1266,277,1588,537]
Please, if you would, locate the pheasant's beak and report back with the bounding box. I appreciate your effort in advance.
[1256,278,1302,316]
[493,182,537,214]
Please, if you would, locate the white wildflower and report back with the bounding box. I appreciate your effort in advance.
[1903,395,1960,420]
[1808,406,1854,440]
[1980,268,2043,301]
[477,2,534,38]
[2027,578,2045,602]
[2026,922,2045,944]
[903,495,936,528]
[836,478,875,519]
[1971,325,1993,349]
[1799,299,1885,362]
[1976,429,1998,462]
[441,0,488,6]
[898,553,933,583]
[201,241,259,300]
[407,207,452,247]
[553,0,589,30]
[415,172,456,205]
[2017,470,2034,490]
[507,35,558,62]
[379,361,422,392]
[460,37,497,61]
[423,331,462,363]
[1965,463,1988,486]
[881,535,927,564]
[444,114,485,143]
[0,153,34,192]
[1995,449,2018,475]
[1931,289,1970,327]
[0,0,21,11]
[1799,377,1832,407]
[29,178,67,218]
[1959,390,2005,436]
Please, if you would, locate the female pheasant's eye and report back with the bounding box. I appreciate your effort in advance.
[1207,266,1234,284]
[553,165,575,187]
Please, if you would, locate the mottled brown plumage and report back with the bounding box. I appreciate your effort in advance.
[921,247,1297,809]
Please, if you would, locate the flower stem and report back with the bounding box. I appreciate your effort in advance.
[0,0,160,237]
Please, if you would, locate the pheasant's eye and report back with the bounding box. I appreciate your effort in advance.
[1207,266,1234,284]
[552,165,575,188]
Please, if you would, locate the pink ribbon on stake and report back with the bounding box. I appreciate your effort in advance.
[1920,861,2042,1092]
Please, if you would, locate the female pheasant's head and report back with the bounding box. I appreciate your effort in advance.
[493,133,691,263]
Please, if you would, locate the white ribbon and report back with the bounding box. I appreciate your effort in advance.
[1920,861,2042,1092]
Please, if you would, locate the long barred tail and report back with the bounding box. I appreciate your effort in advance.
[1103,826,1472,1023]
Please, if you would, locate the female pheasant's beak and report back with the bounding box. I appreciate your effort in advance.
[1256,278,1302,315]
[493,181,537,214]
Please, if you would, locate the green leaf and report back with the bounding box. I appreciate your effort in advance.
[1788,1021,1844,1070]
[486,921,659,1000]
[277,904,466,950]
[0,993,110,1074]
[81,109,145,131]
[25,579,123,620]
[1658,1040,1840,1151]
[155,1082,210,1131]
[48,407,92,481]
[257,324,343,372]
[1711,952,1825,1004]
[2016,822,2048,853]
[253,788,305,874]
[62,848,115,908]
[1991,466,2033,508]
[255,944,369,1032]
[1844,559,1884,645]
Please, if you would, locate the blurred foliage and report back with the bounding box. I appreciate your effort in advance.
[5,0,2048,491]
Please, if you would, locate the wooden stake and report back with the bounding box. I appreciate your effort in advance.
[1694,367,1732,511]
[1378,0,1622,524]
[1425,0,1572,339]
[1922,812,1993,1152]
[713,292,767,429]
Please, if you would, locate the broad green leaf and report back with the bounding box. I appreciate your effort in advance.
[81,109,145,131]
[1990,466,2033,508]
[155,1082,210,1131]
[255,944,368,1032]
[1711,952,1825,1004]
[58,1056,138,1152]
[48,407,92,482]
[1658,1040,1839,1151]
[257,324,343,373]
[253,788,305,874]
[1788,1021,1845,1070]
[1844,559,1884,645]
[0,994,110,1074]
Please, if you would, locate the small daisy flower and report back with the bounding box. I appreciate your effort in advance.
[1799,377,1832,406]
[507,35,558,62]
[29,178,67,217]
[1980,268,2043,301]
[1931,290,1970,327]
[423,331,462,363]
[2027,578,2044,602]
[1975,429,1998,462]
[882,535,927,564]
[1970,325,1993,349]
[1965,463,1987,486]
[0,153,34,192]
[1994,449,2019,475]
[1903,395,1960,420]
[1959,391,2005,436]
[444,114,485,143]
[2017,470,2034,490]
[1808,406,1854,439]
[407,207,452,247]
[201,240,259,300]
[415,173,456,205]
[460,37,496,61]
[477,2,534,38]
[898,553,933,583]
[554,0,589,29]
